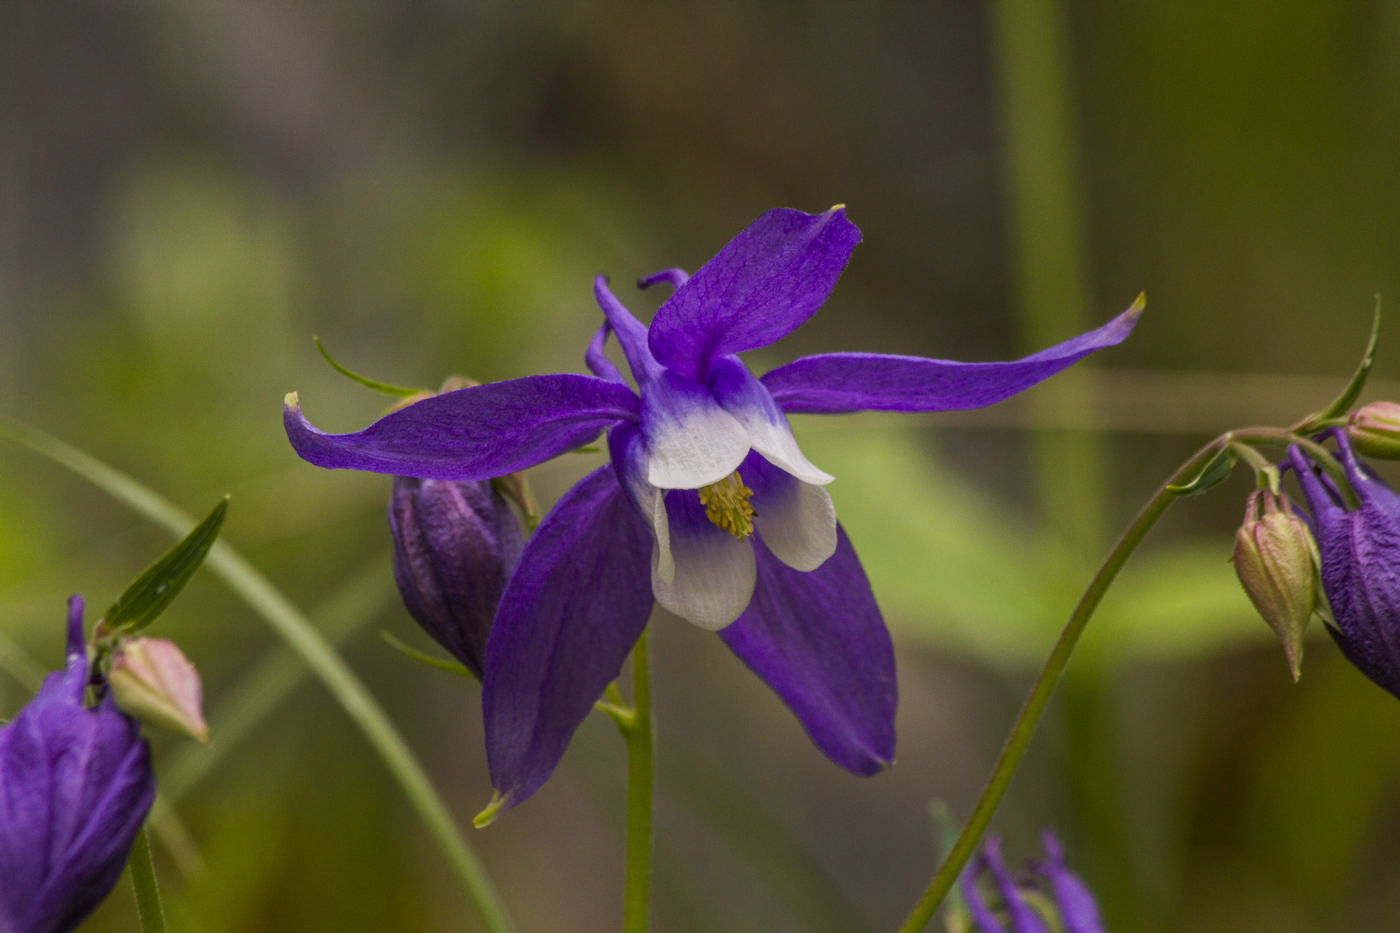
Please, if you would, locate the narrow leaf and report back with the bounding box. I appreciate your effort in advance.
[1167,446,1237,497]
[1305,297,1382,428]
[102,497,228,636]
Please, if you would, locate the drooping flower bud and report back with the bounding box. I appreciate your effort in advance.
[389,476,525,679]
[1233,488,1321,680]
[1347,401,1400,459]
[1288,433,1400,701]
[957,832,1105,933]
[108,636,210,744]
[0,596,156,933]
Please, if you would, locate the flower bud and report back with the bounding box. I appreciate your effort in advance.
[1347,401,1400,459]
[108,636,210,744]
[0,596,156,933]
[389,476,525,679]
[1233,489,1320,680]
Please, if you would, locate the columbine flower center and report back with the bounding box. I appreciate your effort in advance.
[697,472,756,541]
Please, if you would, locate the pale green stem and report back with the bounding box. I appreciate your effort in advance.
[993,0,1102,557]
[129,827,166,933]
[897,436,1231,932]
[621,627,655,933]
[0,419,515,933]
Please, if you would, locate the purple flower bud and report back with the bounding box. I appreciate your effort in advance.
[1233,489,1321,680]
[958,832,1103,933]
[389,476,525,679]
[1348,401,1400,459]
[1289,433,1400,700]
[0,596,156,933]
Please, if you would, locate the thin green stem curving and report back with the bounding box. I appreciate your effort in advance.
[897,436,1231,932]
[129,827,166,933]
[621,627,655,933]
[0,419,516,933]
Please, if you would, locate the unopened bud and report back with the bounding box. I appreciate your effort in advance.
[1347,401,1400,459]
[390,476,525,679]
[1233,490,1321,680]
[108,637,210,743]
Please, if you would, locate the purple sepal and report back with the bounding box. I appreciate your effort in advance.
[761,301,1142,415]
[1289,434,1400,699]
[481,466,655,813]
[718,525,896,774]
[0,596,156,933]
[648,207,862,384]
[284,374,640,481]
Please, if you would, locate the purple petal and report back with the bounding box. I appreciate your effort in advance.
[960,851,1008,933]
[1038,832,1105,933]
[585,322,628,385]
[648,207,862,384]
[285,374,639,480]
[481,466,655,815]
[594,276,662,384]
[983,837,1051,933]
[718,525,895,774]
[761,298,1143,414]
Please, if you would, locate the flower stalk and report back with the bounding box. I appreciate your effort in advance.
[898,431,1254,932]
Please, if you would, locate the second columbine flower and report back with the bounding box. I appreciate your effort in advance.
[285,206,1140,815]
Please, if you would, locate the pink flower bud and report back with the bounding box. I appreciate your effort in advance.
[109,637,210,744]
[1347,401,1400,459]
[1233,489,1321,680]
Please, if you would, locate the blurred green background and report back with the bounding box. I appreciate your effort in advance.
[4,3,1400,931]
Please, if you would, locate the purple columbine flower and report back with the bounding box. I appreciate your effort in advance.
[284,207,1141,814]
[0,596,157,933]
[960,832,1105,933]
[1288,431,1400,699]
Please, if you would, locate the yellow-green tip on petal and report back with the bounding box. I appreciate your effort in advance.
[472,792,509,828]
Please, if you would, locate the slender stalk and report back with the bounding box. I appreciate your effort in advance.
[897,436,1231,932]
[621,627,655,933]
[0,419,516,933]
[129,827,166,933]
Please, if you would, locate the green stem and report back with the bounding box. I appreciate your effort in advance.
[897,436,1230,932]
[129,827,166,933]
[0,419,516,933]
[621,627,655,933]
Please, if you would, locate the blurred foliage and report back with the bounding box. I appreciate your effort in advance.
[4,2,1400,932]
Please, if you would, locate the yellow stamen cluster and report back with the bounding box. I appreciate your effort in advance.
[697,472,757,541]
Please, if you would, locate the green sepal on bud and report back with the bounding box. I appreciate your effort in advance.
[1347,401,1400,459]
[1233,489,1321,681]
[108,637,210,743]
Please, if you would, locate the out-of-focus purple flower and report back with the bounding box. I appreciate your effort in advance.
[286,206,1141,816]
[1289,432,1400,699]
[390,475,525,679]
[959,832,1104,933]
[0,596,156,933]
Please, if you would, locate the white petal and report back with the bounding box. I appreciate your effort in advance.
[642,368,750,489]
[709,357,832,485]
[650,491,757,630]
[752,476,837,571]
